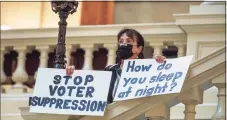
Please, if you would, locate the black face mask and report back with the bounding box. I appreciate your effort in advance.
[116,44,133,60]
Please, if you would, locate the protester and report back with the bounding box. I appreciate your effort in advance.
[66,28,166,103]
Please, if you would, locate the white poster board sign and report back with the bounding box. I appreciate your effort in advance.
[29,68,112,116]
[114,55,193,101]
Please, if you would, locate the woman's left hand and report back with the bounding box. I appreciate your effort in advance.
[154,55,166,63]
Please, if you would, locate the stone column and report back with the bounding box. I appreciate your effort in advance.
[211,73,225,120]
[1,48,12,93]
[104,44,117,66]
[11,46,28,93]
[34,45,50,82]
[81,44,94,70]
[145,102,170,120]
[36,46,49,68]
[182,101,198,120]
[149,43,163,57]
[174,42,186,57]
[65,45,72,66]
[1,47,7,93]
[1,47,7,83]
[179,87,203,120]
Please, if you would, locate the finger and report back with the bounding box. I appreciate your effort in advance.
[158,57,162,63]
[69,66,72,75]
[66,66,70,75]
[72,65,75,71]
[156,57,159,63]
[161,58,164,63]
[155,58,160,63]
[159,57,163,63]
[70,66,74,75]
[68,66,72,75]
[162,56,166,62]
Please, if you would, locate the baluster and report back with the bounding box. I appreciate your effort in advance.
[65,45,72,66]
[149,43,163,57]
[81,44,94,70]
[11,46,28,93]
[1,47,7,83]
[174,42,186,57]
[104,44,117,66]
[32,45,50,82]
[24,48,35,90]
[179,87,203,120]
[1,47,7,93]
[145,102,170,120]
[36,46,49,68]
[212,73,225,120]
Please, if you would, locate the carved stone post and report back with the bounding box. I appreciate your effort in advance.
[149,42,163,57]
[35,45,49,79]
[81,44,94,70]
[104,44,117,66]
[174,42,186,57]
[1,47,7,83]
[179,87,203,120]
[1,47,8,93]
[212,73,225,120]
[11,46,28,93]
[145,102,170,120]
[65,45,72,66]
[37,46,49,68]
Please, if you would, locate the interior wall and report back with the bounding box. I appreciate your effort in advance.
[114,2,202,24]
[1,2,82,29]
[1,2,42,29]
[1,2,203,29]
[41,2,82,28]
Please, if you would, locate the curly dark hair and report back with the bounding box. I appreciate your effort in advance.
[117,28,145,59]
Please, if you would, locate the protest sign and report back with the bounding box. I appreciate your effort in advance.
[114,55,193,101]
[29,68,112,116]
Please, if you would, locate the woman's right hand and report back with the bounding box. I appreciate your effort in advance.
[66,65,75,76]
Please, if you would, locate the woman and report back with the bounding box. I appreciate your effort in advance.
[66,28,166,103]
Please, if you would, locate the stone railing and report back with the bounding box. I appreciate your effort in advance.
[1,23,186,94]
[78,46,225,120]
[2,46,225,120]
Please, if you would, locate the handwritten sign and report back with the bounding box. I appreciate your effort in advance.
[29,68,112,116]
[114,55,193,101]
